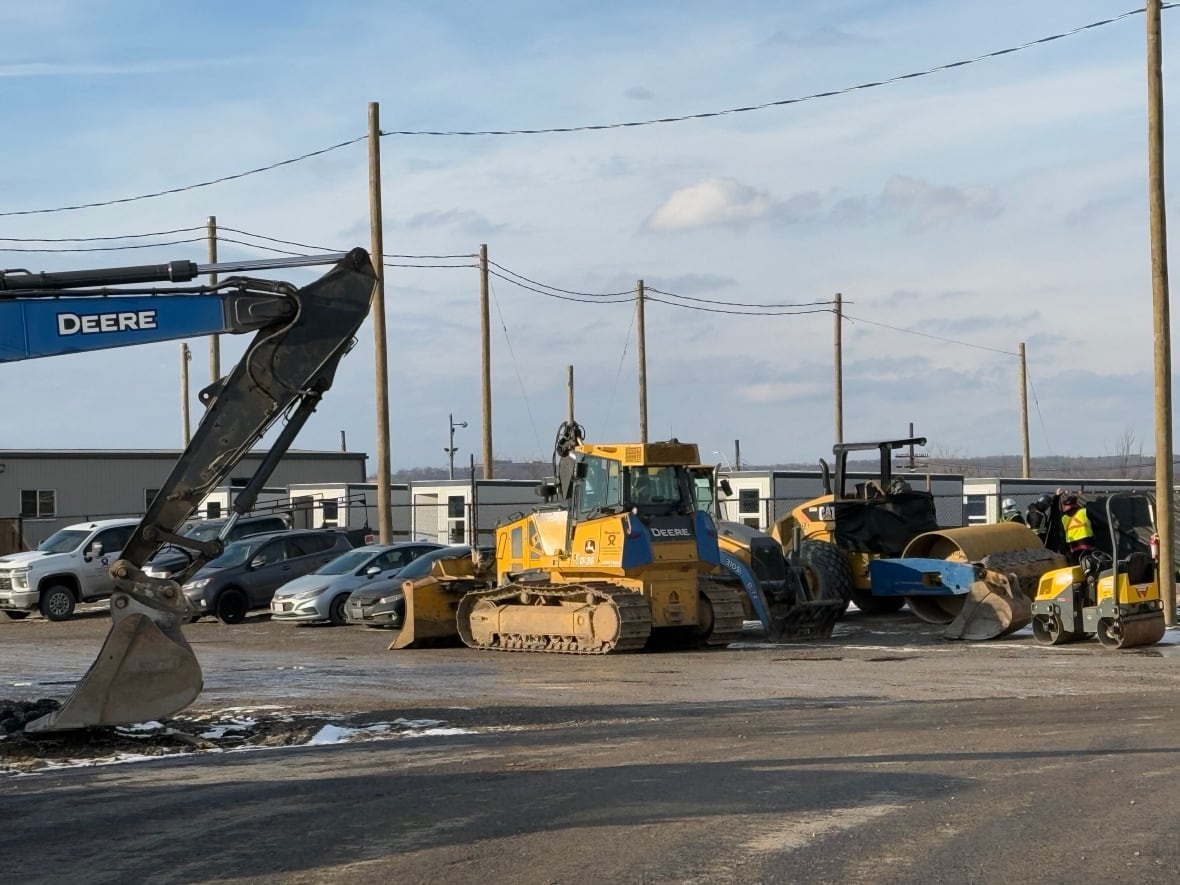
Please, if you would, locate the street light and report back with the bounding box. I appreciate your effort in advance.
[712,450,733,471]
[446,413,468,479]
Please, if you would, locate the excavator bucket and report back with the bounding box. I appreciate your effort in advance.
[25,591,202,732]
[389,576,467,650]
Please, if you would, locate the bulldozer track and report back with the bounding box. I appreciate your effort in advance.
[456,582,652,654]
[698,579,745,647]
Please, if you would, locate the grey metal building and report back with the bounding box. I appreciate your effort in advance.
[0,449,367,546]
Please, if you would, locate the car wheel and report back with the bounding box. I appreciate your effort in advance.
[328,594,350,627]
[39,585,77,622]
[215,589,248,625]
[3,610,30,620]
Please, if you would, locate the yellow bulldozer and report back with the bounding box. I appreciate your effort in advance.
[394,422,746,653]
[391,422,847,653]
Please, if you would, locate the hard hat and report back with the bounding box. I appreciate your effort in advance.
[1002,497,1017,511]
[1035,493,1054,508]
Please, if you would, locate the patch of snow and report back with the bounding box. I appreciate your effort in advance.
[116,721,164,733]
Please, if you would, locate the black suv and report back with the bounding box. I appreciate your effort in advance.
[179,529,352,623]
[143,514,291,580]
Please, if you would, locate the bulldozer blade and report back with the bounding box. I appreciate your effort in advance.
[765,601,843,641]
[943,574,1032,641]
[389,577,465,650]
[25,594,202,732]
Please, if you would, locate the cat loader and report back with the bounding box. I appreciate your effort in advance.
[770,437,940,615]
[393,422,748,653]
[1030,491,1166,649]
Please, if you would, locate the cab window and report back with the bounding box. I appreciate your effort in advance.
[577,455,622,516]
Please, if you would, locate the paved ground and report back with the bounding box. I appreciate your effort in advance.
[3,607,1180,883]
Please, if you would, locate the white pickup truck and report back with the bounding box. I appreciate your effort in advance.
[0,518,141,621]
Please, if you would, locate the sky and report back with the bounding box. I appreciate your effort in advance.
[0,1,1177,472]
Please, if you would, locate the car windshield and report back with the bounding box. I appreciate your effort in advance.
[184,523,227,542]
[396,546,470,581]
[315,549,374,576]
[205,538,260,568]
[37,529,90,554]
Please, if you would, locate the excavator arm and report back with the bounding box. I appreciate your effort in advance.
[0,248,377,731]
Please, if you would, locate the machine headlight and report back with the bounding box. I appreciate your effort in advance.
[183,577,211,591]
[10,568,31,590]
[377,592,404,605]
[293,585,329,600]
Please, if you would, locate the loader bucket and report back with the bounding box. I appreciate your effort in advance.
[25,591,202,732]
[901,524,1065,641]
[389,576,474,650]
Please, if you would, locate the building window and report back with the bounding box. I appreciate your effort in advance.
[449,521,466,544]
[738,489,760,515]
[322,500,339,527]
[447,495,465,519]
[144,488,160,512]
[20,489,56,518]
[965,495,987,525]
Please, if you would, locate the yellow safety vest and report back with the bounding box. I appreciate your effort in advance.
[1062,509,1093,544]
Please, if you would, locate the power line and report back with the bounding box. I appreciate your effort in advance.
[487,268,635,304]
[843,312,1019,356]
[0,237,205,253]
[647,296,834,316]
[3,6,1168,217]
[646,285,835,310]
[380,5,1165,136]
[221,227,476,260]
[488,260,634,298]
[0,226,203,242]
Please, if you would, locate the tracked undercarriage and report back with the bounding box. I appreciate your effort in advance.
[455,579,745,654]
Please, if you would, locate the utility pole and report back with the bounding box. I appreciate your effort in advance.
[834,292,844,444]
[369,101,394,543]
[480,244,494,478]
[206,216,220,383]
[1018,343,1031,478]
[180,343,191,445]
[1147,0,1175,623]
[446,413,467,480]
[637,279,648,443]
[734,439,741,471]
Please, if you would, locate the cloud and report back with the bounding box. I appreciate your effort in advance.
[879,175,1003,230]
[401,209,513,237]
[643,178,777,233]
[644,175,1002,235]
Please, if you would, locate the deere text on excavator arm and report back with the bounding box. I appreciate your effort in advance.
[0,248,376,731]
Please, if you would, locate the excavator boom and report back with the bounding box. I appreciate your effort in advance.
[14,248,376,731]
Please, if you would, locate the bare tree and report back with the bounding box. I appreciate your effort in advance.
[1107,426,1144,478]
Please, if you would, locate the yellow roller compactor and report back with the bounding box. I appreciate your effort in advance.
[1029,492,1166,650]
[869,491,1165,648]
[394,422,747,654]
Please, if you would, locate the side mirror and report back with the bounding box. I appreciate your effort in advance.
[719,479,733,496]
[85,541,104,559]
[249,556,265,569]
[364,565,382,577]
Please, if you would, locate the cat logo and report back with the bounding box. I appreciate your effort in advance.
[584,539,597,555]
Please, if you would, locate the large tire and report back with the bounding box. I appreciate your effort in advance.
[328,594,350,627]
[215,589,248,625]
[39,584,76,622]
[3,610,30,620]
[797,541,854,614]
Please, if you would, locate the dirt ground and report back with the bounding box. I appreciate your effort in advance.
[4,601,1180,775]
